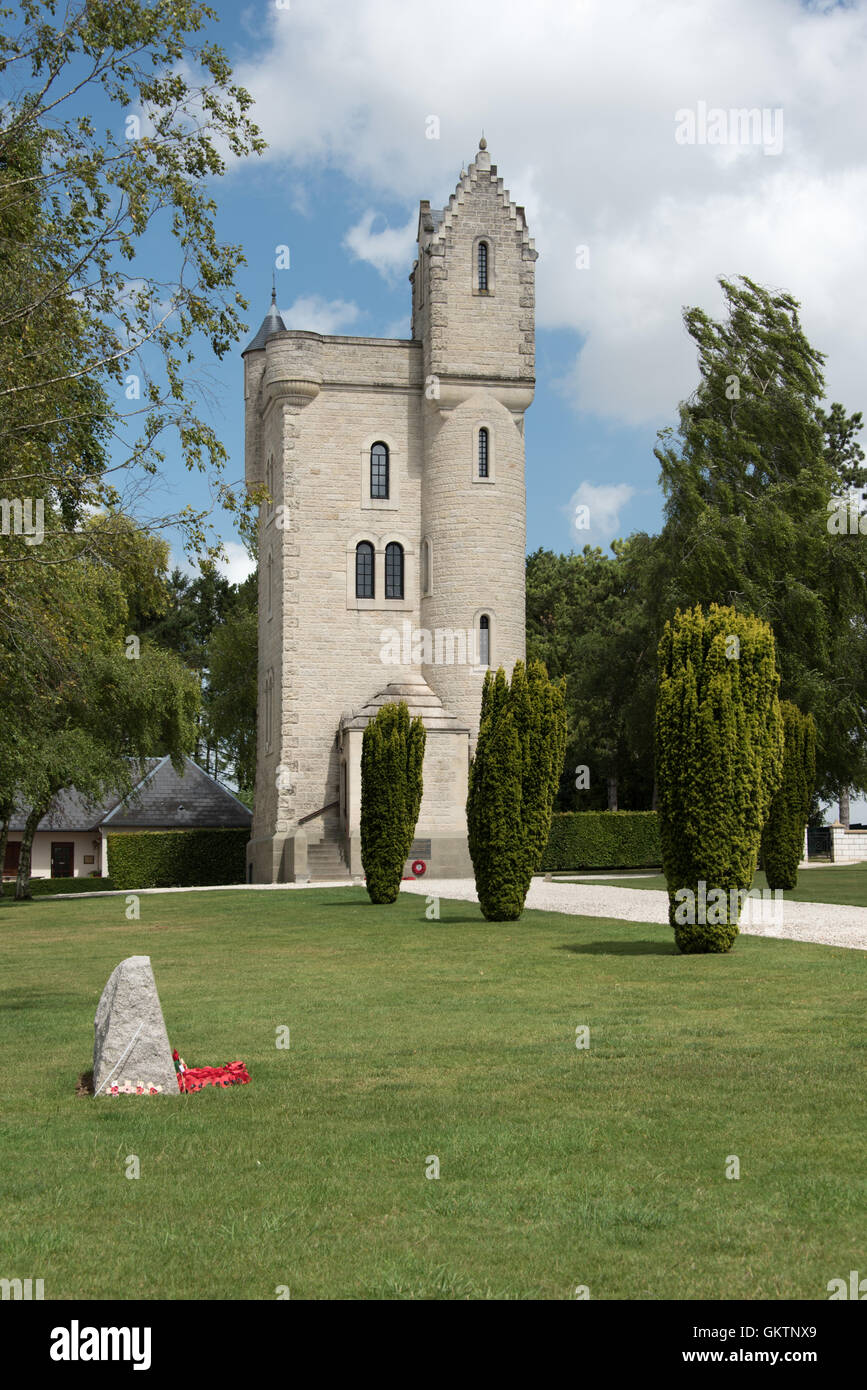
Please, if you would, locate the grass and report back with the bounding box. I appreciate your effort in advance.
[1,886,864,1300]
[562,863,867,906]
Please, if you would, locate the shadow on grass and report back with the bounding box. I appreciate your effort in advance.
[558,940,677,957]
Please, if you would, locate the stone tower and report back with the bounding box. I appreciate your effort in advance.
[243,138,537,883]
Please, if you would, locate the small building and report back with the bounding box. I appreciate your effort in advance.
[3,757,252,880]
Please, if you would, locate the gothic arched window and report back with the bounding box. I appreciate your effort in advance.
[479,614,490,666]
[356,541,374,599]
[478,428,489,478]
[370,442,389,499]
[478,241,489,292]
[385,542,404,600]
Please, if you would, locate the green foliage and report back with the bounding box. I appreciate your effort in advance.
[541,811,661,871]
[107,829,248,890]
[655,274,867,804]
[0,510,200,898]
[142,563,258,787]
[360,702,425,905]
[526,539,660,810]
[761,702,817,891]
[0,0,265,552]
[467,660,567,920]
[656,604,784,953]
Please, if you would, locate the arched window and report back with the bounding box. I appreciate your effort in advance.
[479,614,490,666]
[478,241,489,292]
[370,442,389,499]
[385,542,404,600]
[478,428,489,478]
[356,541,374,599]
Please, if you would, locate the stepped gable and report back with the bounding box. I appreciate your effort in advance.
[340,669,469,733]
[416,135,537,263]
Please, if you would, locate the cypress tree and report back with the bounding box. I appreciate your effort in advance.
[761,702,817,891]
[467,660,566,920]
[360,701,426,904]
[656,604,784,953]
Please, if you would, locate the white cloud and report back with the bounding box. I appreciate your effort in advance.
[217,542,257,585]
[232,0,867,429]
[343,209,418,283]
[281,295,363,335]
[566,482,635,548]
[176,543,256,586]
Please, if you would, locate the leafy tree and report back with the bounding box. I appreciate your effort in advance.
[205,572,257,797]
[0,509,199,898]
[761,702,817,891]
[526,538,659,811]
[0,0,265,555]
[139,562,256,785]
[655,275,867,808]
[656,604,783,953]
[360,702,425,905]
[467,660,566,920]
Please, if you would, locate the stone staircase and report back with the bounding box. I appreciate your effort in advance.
[305,812,352,881]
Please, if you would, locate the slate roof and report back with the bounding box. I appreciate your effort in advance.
[10,758,251,832]
[9,760,162,832]
[242,288,286,354]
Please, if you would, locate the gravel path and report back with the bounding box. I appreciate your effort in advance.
[400,877,867,952]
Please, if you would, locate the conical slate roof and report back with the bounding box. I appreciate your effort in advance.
[243,288,286,354]
[340,669,469,733]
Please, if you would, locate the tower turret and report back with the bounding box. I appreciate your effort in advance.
[415,137,537,739]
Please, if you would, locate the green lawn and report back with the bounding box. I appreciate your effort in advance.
[562,863,867,907]
[1,887,863,1300]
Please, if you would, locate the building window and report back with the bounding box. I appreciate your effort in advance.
[478,241,489,292]
[267,551,273,617]
[479,614,490,666]
[478,428,489,478]
[370,442,389,499]
[421,537,431,596]
[385,542,404,599]
[356,541,375,599]
[264,669,274,754]
[265,454,274,509]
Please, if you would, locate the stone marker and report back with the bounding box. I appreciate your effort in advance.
[93,955,177,1096]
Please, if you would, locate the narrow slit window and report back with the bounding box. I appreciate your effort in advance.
[478,428,489,478]
[478,241,489,291]
[356,541,375,599]
[385,542,404,600]
[370,442,389,499]
[479,614,490,666]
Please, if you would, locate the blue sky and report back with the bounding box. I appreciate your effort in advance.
[57,0,867,819]
[96,0,867,585]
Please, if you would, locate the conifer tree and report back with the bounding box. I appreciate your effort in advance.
[656,604,783,952]
[761,702,816,891]
[467,661,566,920]
[360,702,425,905]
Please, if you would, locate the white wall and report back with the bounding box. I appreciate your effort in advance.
[4,831,105,879]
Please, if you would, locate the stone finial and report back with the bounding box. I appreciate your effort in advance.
[479,133,487,150]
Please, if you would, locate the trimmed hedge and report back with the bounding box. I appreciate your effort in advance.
[541,811,660,871]
[107,829,249,890]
